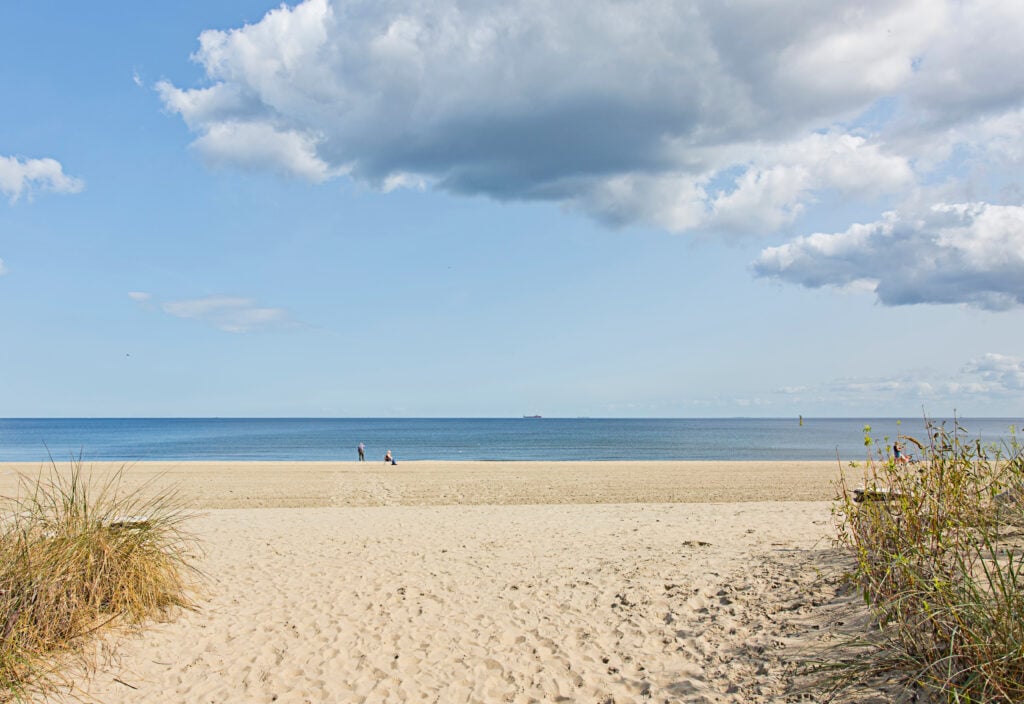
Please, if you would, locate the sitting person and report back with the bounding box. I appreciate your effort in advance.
[384,450,392,463]
[893,441,909,464]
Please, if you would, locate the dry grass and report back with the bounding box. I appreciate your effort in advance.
[826,419,1024,703]
[0,461,199,702]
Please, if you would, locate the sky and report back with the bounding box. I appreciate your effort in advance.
[2,0,1023,419]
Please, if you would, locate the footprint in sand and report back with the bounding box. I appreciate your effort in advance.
[331,472,402,506]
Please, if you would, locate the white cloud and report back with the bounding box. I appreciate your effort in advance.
[777,386,809,395]
[160,296,290,333]
[0,155,84,203]
[158,0,1024,308]
[906,1,1024,123]
[191,121,340,182]
[963,353,1024,392]
[0,258,6,276]
[573,131,914,234]
[753,203,1024,310]
[160,1,1020,229]
[132,291,292,332]
[775,352,1024,410]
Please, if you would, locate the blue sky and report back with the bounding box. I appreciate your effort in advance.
[2,0,1023,418]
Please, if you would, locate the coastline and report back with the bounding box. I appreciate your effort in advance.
[0,461,870,703]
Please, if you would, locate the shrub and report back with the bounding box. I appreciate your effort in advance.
[830,419,1024,702]
[0,461,198,701]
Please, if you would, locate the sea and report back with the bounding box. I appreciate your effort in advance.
[0,417,1020,463]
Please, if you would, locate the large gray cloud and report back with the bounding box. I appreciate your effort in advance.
[158,0,937,225]
[159,0,1024,305]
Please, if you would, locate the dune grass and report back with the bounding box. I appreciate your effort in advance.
[0,461,199,702]
[828,419,1024,702]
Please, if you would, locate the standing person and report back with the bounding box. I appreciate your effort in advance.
[357,442,365,461]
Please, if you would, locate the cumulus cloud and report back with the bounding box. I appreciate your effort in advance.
[904,1,1024,124]
[153,295,290,333]
[575,131,914,233]
[0,155,84,203]
[190,122,340,182]
[159,0,1024,306]
[159,1,985,226]
[753,203,1024,310]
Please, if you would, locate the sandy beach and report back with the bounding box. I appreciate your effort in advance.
[0,461,869,703]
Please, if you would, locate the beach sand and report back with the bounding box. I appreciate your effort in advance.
[0,461,874,703]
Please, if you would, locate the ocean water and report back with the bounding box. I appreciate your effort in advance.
[0,417,1019,463]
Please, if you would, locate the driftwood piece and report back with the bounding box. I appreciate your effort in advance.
[853,488,902,503]
[107,515,152,529]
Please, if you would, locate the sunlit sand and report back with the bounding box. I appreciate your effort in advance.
[1,460,859,703]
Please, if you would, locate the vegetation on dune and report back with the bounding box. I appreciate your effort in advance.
[0,461,199,702]
[826,418,1024,702]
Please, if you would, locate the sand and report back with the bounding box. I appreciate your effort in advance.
[0,461,873,703]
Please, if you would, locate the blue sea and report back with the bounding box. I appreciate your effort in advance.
[0,417,1019,463]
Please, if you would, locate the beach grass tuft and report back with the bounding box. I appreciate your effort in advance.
[0,460,199,702]
[828,418,1024,702]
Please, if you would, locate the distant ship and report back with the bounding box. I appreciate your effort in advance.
[522,414,542,419]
